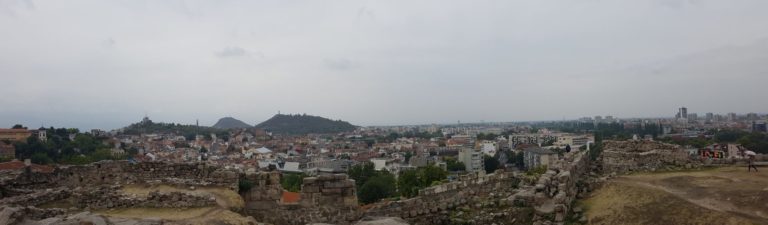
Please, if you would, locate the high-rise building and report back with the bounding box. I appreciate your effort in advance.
[705,113,714,121]
[678,107,688,119]
[753,121,767,132]
[458,148,485,175]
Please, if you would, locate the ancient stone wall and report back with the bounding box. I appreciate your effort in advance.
[2,161,239,191]
[242,172,361,225]
[511,150,592,224]
[74,186,216,209]
[1,161,237,216]
[601,140,691,174]
[364,171,521,224]
[0,188,71,207]
[0,206,67,223]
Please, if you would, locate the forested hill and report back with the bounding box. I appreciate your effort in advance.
[212,117,252,129]
[120,117,226,139]
[255,114,356,135]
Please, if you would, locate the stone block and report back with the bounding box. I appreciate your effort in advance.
[321,188,342,194]
[303,186,320,193]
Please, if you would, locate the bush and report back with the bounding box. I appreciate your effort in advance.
[526,165,547,176]
[31,152,53,165]
[445,157,466,171]
[239,179,254,193]
[281,173,306,192]
[358,173,396,204]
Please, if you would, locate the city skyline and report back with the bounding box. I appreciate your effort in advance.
[4,109,767,131]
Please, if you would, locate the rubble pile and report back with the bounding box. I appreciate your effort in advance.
[74,186,216,209]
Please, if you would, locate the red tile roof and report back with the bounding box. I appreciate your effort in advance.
[281,191,301,203]
[0,160,54,173]
[0,128,30,133]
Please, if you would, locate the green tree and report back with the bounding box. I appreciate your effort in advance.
[348,162,377,187]
[403,151,413,164]
[281,173,307,192]
[397,170,420,198]
[31,152,53,165]
[515,152,525,169]
[445,157,465,172]
[484,155,500,173]
[418,164,447,187]
[239,179,254,193]
[358,172,396,204]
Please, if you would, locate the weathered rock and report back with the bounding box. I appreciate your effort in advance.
[601,140,692,174]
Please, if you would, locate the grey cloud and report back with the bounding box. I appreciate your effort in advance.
[356,7,375,21]
[0,0,35,16]
[324,58,355,71]
[656,0,705,9]
[102,38,115,47]
[216,47,248,58]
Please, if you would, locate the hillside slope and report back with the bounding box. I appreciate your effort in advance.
[212,117,252,129]
[255,114,356,135]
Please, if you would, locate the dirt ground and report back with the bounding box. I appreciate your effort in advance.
[94,184,256,225]
[582,166,768,225]
[119,184,245,209]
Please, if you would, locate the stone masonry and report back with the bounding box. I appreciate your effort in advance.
[601,140,691,174]
[242,172,361,225]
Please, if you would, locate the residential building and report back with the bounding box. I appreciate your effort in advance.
[523,146,557,170]
[554,135,590,148]
[479,141,498,156]
[0,128,31,142]
[31,128,47,142]
[371,158,389,171]
[753,121,767,132]
[458,148,484,175]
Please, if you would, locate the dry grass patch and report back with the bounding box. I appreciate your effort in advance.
[582,166,768,225]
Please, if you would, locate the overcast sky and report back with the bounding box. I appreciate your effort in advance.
[2,0,768,130]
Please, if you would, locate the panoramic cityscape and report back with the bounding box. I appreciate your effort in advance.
[2,1,768,225]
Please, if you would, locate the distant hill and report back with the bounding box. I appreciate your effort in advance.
[212,117,252,129]
[120,117,226,138]
[255,114,356,135]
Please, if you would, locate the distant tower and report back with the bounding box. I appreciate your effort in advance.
[679,107,688,119]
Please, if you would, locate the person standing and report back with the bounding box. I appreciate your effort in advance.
[748,155,758,172]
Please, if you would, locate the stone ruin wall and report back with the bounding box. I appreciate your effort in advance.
[0,161,237,212]
[0,161,362,225]
[0,155,598,225]
[364,171,521,224]
[360,150,593,225]
[601,140,691,174]
[73,186,216,209]
[512,150,592,224]
[241,172,361,225]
